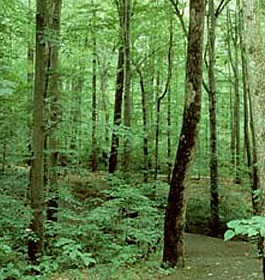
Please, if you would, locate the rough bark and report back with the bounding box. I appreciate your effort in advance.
[46,0,62,224]
[122,0,132,172]
[208,0,220,237]
[28,0,47,263]
[163,0,205,267]
[108,46,124,173]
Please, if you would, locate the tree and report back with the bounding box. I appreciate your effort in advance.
[154,17,173,181]
[163,0,205,267]
[122,0,132,172]
[46,0,62,224]
[90,1,98,172]
[28,0,47,263]
[108,0,125,174]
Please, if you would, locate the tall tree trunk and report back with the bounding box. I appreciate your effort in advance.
[108,46,124,173]
[208,0,220,237]
[238,0,251,173]
[227,10,241,183]
[163,0,205,267]
[167,84,172,182]
[27,0,34,100]
[46,0,62,224]
[28,0,47,263]
[122,0,131,172]
[100,64,110,167]
[90,3,98,172]
[136,66,149,182]
[154,21,173,181]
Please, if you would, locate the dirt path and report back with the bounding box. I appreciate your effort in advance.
[54,233,263,280]
[159,233,262,280]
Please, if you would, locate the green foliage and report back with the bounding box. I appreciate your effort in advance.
[54,237,96,268]
[56,176,164,268]
[225,216,265,241]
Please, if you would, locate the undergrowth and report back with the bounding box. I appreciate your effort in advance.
[0,168,252,279]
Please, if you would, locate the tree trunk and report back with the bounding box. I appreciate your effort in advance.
[163,0,205,267]
[136,66,149,182]
[122,0,132,172]
[90,2,98,172]
[154,21,173,181]
[208,0,220,237]
[28,0,47,263]
[100,63,110,167]
[167,84,172,183]
[238,0,252,174]
[46,0,62,224]
[108,46,124,173]
[227,10,240,183]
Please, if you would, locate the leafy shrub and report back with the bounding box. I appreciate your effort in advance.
[56,176,164,268]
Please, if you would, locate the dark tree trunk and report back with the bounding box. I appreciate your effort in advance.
[28,0,47,263]
[163,0,205,267]
[108,46,124,173]
[122,0,132,172]
[167,85,172,183]
[208,0,220,237]
[46,0,62,224]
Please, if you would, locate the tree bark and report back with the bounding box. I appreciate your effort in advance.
[163,0,205,267]
[154,19,173,181]
[90,2,98,172]
[136,66,149,182]
[28,0,47,263]
[208,0,220,237]
[238,0,252,176]
[108,46,124,173]
[46,0,62,224]
[122,0,132,172]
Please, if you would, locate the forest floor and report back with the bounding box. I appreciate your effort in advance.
[159,233,262,280]
[55,233,262,280]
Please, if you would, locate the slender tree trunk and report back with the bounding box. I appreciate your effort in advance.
[227,11,240,183]
[46,0,62,224]
[108,46,124,173]
[163,0,205,267]
[136,66,149,182]
[122,0,132,172]
[154,22,173,180]
[90,2,98,172]
[208,0,220,237]
[70,63,84,154]
[167,85,172,182]
[238,0,251,173]
[100,65,110,167]
[27,0,34,99]
[28,0,47,263]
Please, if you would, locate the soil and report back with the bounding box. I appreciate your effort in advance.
[158,233,262,280]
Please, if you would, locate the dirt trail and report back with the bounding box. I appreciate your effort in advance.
[160,233,262,280]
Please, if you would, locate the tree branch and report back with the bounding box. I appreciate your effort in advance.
[168,0,187,37]
[215,0,232,18]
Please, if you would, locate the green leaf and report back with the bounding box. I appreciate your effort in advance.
[224,230,235,241]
